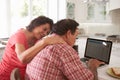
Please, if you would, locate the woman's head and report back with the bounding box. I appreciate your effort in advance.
[26,16,53,39]
[51,19,79,46]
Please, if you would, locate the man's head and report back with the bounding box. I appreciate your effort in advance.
[51,19,79,46]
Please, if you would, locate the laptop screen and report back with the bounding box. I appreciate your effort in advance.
[85,38,112,64]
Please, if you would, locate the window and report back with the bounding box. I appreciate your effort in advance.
[32,0,48,18]
[87,2,110,23]
[11,0,29,34]
[0,0,66,38]
[10,0,48,34]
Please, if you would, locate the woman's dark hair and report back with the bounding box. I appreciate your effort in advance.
[26,16,53,32]
[51,19,79,35]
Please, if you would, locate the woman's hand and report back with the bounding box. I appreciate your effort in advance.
[43,35,66,45]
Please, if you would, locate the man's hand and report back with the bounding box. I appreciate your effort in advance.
[87,59,105,68]
[87,59,105,80]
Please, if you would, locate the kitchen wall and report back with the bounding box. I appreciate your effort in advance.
[109,0,120,10]
[67,0,120,36]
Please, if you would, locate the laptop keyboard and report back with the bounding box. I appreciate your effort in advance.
[80,58,89,62]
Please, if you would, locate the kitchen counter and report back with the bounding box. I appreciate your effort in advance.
[0,44,5,48]
[0,45,5,60]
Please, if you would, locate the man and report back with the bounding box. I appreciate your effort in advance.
[26,19,103,80]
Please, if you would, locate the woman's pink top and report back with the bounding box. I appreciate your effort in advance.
[0,29,28,80]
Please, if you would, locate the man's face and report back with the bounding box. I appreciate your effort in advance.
[66,28,79,46]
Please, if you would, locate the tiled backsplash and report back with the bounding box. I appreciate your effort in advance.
[79,23,120,36]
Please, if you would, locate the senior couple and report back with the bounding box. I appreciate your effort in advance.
[0,16,103,80]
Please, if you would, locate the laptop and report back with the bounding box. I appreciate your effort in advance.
[80,38,112,65]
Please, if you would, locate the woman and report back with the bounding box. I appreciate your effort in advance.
[0,16,65,80]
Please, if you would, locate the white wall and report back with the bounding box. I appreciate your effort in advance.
[109,0,120,11]
[67,0,120,35]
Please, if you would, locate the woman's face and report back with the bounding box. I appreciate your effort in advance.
[32,23,51,39]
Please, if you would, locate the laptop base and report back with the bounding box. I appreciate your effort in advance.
[80,58,106,67]
[80,58,89,62]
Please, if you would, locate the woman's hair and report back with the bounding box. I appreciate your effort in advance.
[51,19,79,35]
[26,16,53,32]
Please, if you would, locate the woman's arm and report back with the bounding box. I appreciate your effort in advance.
[15,35,65,64]
[15,39,47,64]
